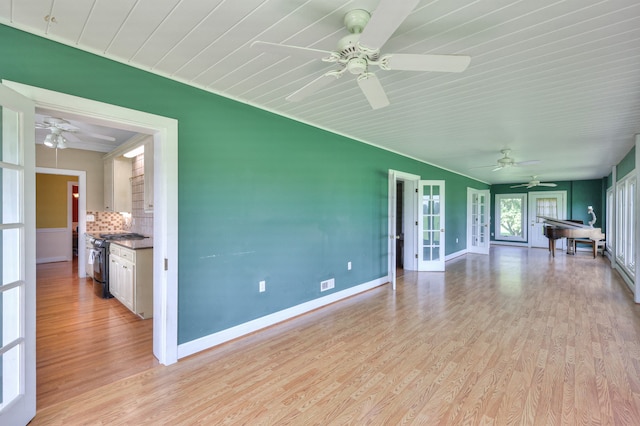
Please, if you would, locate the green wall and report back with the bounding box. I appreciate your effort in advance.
[617,146,636,181]
[0,25,488,344]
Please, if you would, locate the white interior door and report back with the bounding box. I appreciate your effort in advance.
[0,84,36,425]
[529,191,567,249]
[388,170,397,290]
[467,188,490,255]
[418,180,445,271]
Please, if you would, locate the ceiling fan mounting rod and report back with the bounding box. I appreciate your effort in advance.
[344,9,370,34]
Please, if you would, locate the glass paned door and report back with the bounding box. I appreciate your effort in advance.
[468,188,490,254]
[418,180,445,271]
[0,84,36,425]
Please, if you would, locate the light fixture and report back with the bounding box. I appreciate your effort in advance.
[123,145,144,158]
[43,134,54,147]
[43,129,68,149]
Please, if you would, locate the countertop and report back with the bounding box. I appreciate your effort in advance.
[86,231,153,250]
[110,239,154,250]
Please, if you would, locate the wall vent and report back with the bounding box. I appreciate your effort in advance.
[320,278,335,292]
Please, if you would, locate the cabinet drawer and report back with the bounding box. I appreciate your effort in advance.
[109,245,120,256]
[119,247,136,262]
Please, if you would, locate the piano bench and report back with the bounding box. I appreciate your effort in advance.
[573,238,605,258]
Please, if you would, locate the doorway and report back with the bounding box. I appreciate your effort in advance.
[5,80,179,366]
[528,191,567,249]
[467,188,490,255]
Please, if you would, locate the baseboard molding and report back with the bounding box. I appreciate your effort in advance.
[177,276,388,359]
[36,256,68,264]
[445,249,468,261]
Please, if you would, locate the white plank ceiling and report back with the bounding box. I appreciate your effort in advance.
[2,0,640,185]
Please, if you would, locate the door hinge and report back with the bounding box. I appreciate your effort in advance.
[164,258,168,271]
[415,188,418,193]
[415,221,418,226]
[415,254,418,259]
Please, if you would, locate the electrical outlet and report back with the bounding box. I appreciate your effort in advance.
[259,280,266,293]
[86,214,95,222]
[455,238,458,243]
[348,261,352,270]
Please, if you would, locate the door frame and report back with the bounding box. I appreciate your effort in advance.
[418,180,446,271]
[388,170,420,289]
[467,188,490,255]
[0,82,36,426]
[4,80,179,366]
[528,190,567,249]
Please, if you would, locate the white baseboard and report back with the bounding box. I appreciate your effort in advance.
[177,276,388,359]
[445,249,468,261]
[36,256,69,264]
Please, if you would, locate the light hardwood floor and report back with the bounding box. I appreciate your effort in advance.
[33,246,640,425]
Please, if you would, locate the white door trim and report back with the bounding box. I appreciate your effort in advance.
[0,82,36,425]
[467,188,490,255]
[528,190,567,249]
[418,180,446,271]
[388,170,420,289]
[4,80,179,366]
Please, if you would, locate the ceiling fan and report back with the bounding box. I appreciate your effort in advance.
[473,149,540,172]
[510,176,558,189]
[252,0,471,109]
[36,117,115,149]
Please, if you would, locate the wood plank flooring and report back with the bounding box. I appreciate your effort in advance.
[35,259,157,410]
[33,247,640,425]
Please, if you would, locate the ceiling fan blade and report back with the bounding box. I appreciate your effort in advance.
[83,132,116,142]
[510,184,528,188]
[383,53,471,72]
[286,71,341,102]
[515,160,541,166]
[63,132,82,143]
[252,41,335,60]
[538,183,558,187]
[358,0,420,51]
[492,166,504,172]
[357,73,389,110]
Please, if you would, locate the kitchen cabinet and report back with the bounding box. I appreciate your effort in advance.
[109,244,153,319]
[104,156,132,212]
[144,139,154,212]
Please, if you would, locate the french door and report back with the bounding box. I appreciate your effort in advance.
[418,180,445,271]
[467,188,490,255]
[0,84,36,425]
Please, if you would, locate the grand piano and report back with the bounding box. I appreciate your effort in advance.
[539,216,605,258]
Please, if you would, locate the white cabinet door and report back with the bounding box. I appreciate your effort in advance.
[109,256,120,299]
[0,84,36,424]
[120,259,135,311]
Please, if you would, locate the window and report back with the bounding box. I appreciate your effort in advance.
[614,172,636,278]
[495,194,527,241]
[606,188,613,253]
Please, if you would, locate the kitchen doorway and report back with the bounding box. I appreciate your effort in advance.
[5,80,178,366]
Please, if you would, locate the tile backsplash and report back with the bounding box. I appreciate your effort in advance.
[131,153,153,236]
[86,211,125,232]
[86,152,154,236]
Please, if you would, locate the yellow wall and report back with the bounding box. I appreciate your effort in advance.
[36,145,105,211]
[36,174,78,228]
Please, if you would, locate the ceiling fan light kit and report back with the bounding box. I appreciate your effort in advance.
[43,128,68,149]
[252,0,471,109]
